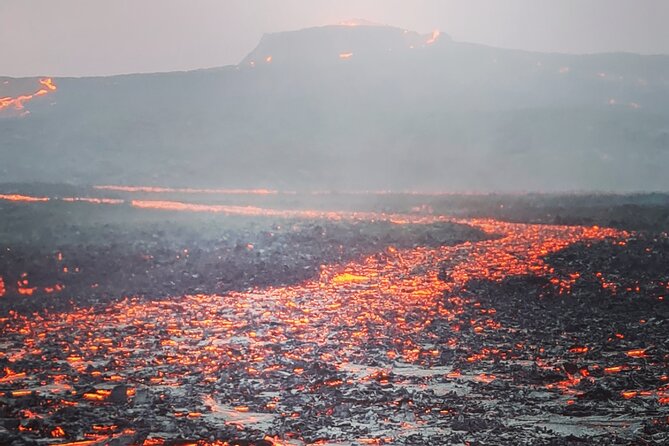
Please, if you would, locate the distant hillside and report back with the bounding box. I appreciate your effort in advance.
[1,24,668,191]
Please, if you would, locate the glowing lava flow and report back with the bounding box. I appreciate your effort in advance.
[426,30,441,45]
[0,78,57,113]
[0,212,631,444]
[0,193,49,202]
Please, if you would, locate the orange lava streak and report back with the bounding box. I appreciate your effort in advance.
[54,441,98,446]
[331,273,369,285]
[0,78,57,112]
[426,30,441,45]
[339,52,354,60]
[0,368,26,383]
[128,199,383,221]
[622,390,638,399]
[131,200,275,216]
[0,276,5,297]
[626,349,647,358]
[569,346,589,354]
[0,193,49,202]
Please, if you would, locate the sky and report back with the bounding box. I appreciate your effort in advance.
[1,0,668,77]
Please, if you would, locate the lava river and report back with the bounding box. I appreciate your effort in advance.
[1,212,665,445]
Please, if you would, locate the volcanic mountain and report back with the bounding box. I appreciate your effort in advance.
[1,24,669,191]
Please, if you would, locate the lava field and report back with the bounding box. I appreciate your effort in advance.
[0,192,668,445]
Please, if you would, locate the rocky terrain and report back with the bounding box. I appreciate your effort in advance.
[0,190,667,445]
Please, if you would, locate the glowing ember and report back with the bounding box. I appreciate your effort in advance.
[568,346,589,354]
[626,349,647,358]
[622,390,638,399]
[51,426,66,438]
[331,272,369,285]
[339,52,354,60]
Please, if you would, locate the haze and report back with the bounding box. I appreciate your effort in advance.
[2,0,669,78]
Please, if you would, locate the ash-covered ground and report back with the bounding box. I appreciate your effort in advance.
[0,187,668,445]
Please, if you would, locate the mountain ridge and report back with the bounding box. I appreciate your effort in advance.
[1,24,668,191]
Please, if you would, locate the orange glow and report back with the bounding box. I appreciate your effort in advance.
[40,77,57,92]
[475,373,496,383]
[337,19,376,27]
[0,276,5,297]
[339,52,354,60]
[626,349,647,358]
[0,78,57,113]
[265,56,273,63]
[331,273,369,285]
[568,346,589,354]
[426,30,441,45]
[43,284,65,294]
[54,441,97,446]
[0,193,49,202]
[51,426,66,438]
[11,390,33,397]
[91,425,118,433]
[82,392,106,402]
[17,286,36,296]
[130,199,277,216]
[0,368,26,383]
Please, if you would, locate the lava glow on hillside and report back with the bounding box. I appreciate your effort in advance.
[425,30,441,45]
[0,78,57,114]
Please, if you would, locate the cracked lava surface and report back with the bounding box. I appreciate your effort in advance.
[1,202,667,445]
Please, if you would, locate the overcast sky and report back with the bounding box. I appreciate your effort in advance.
[1,0,668,77]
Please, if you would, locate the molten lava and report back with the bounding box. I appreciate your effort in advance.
[0,78,57,113]
[0,193,49,202]
[426,30,441,45]
[1,191,665,444]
